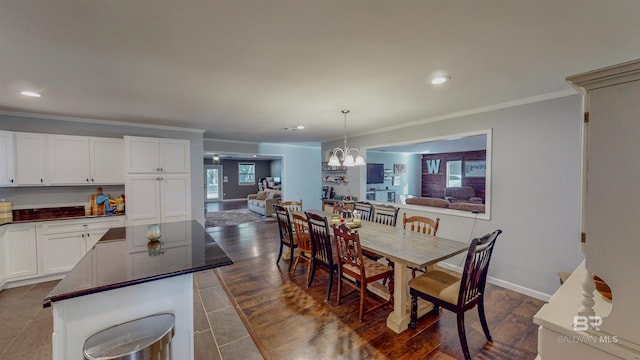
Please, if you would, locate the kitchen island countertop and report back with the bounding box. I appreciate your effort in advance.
[44,220,232,307]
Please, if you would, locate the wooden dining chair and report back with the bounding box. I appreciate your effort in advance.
[403,212,440,277]
[305,211,340,301]
[409,229,502,360]
[291,212,313,284]
[333,223,393,321]
[371,204,399,227]
[279,199,303,212]
[353,201,373,221]
[273,204,297,272]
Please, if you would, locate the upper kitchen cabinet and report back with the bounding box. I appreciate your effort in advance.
[47,134,91,184]
[124,136,190,174]
[47,135,124,185]
[0,131,15,186]
[90,137,124,184]
[14,132,46,185]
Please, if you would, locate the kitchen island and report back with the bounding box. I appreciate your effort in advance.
[43,220,232,360]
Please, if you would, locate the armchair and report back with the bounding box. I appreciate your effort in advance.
[444,186,483,204]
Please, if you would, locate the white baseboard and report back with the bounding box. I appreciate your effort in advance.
[437,262,552,302]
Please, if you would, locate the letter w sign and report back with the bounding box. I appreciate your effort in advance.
[426,159,440,174]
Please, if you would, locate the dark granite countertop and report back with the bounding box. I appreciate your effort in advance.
[43,220,233,307]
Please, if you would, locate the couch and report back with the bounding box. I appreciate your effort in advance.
[405,196,485,213]
[444,186,483,204]
[247,189,281,216]
[405,197,450,208]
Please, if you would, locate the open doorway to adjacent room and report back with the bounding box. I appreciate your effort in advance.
[204,165,223,202]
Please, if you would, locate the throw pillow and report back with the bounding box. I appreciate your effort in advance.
[255,191,268,200]
[266,191,280,199]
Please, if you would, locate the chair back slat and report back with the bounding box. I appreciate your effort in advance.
[274,204,294,247]
[372,205,399,226]
[333,223,363,271]
[279,199,303,212]
[402,212,440,236]
[306,212,335,268]
[458,229,502,308]
[353,202,373,221]
[292,212,312,253]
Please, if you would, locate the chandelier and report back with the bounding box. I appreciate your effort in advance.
[328,110,366,167]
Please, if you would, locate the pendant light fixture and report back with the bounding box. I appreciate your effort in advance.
[327,110,366,167]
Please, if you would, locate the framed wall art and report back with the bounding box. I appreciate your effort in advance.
[465,160,486,177]
[393,163,407,174]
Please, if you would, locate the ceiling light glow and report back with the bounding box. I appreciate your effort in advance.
[430,76,450,85]
[20,91,42,97]
[296,125,305,130]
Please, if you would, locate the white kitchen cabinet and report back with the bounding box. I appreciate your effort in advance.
[14,132,46,185]
[38,231,85,275]
[124,136,190,174]
[47,135,125,185]
[125,174,191,225]
[5,223,38,280]
[0,227,7,287]
[47,134,91,185]
[0,131,15,186]
[90,137,124,184]
[37,216,125,276]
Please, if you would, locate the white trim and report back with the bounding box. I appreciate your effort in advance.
[204,138,258,145]
[0,110,205,134]
[437,262,552,302]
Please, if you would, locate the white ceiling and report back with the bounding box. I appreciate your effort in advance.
[1,1,639,144]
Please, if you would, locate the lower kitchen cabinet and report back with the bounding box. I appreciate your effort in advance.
[38,231,85,275]
[37,217,125,276]
[0,227,7,287]
[5,223,38,280]
[0,216,126,289]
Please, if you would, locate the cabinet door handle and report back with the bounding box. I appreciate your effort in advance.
[160,167,163,172]
[81,233,85,238]
[86,178,89,182]
[91,178,94,182]
[40,178,43,183]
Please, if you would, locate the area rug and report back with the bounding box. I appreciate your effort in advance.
[205,209,273,228]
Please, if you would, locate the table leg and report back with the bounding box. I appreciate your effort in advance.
[386,263,409,333]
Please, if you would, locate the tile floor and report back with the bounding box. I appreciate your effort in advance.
[0,269,262,360]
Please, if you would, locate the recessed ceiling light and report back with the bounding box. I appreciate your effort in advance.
[430,76,450,85]
[283,125,305,131]
[20,90,42,97]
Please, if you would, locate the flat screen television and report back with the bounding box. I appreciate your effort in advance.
[367,163,385,184]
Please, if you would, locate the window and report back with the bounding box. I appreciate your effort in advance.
[238,163,255,185]
[446,160,462,187]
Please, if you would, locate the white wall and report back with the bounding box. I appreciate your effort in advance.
[323,95,584,299]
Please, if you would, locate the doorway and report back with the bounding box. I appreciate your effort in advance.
[205,165,223,202]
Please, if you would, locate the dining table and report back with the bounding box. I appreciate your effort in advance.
[355,220,469,333]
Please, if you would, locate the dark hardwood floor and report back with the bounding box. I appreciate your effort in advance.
[208,212,545,360]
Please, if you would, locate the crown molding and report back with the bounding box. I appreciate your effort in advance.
[0,110,205,134]
[566,58,640,92]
